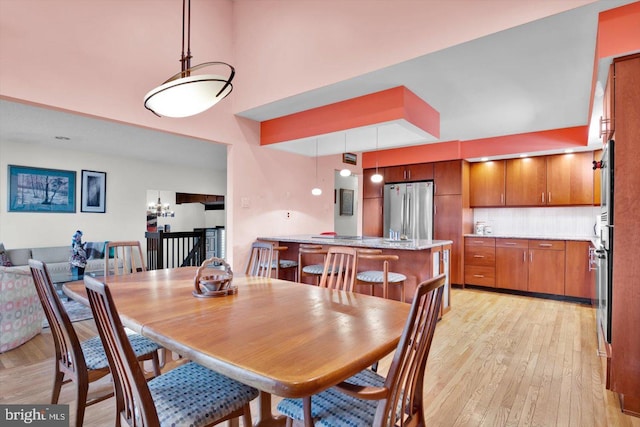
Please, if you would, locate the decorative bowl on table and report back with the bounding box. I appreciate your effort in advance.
[193,257,237,298]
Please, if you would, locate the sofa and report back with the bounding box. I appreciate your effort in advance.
[0,266,44,353]
[2,242,109,275]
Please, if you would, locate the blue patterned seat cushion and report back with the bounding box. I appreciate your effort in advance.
[303,264,341,275]
[82,329,162,370]
[279,259,298,268]
[149,361,259,427]
[277,368,386,427]
[357,271,407,283]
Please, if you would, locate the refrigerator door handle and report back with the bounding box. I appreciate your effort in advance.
[407,192,412,237]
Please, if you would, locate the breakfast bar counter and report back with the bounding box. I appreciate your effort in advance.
[259,235,453,312]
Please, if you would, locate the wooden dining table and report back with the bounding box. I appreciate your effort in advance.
[63,267,411,426]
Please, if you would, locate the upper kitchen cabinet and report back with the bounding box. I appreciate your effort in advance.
[469,160,506,207]
[385,163,433,183]
[546,151,594,205]
[505,157,547,206]
[363,168,385,198]
[434,160,462,195]
[601,63,615,143]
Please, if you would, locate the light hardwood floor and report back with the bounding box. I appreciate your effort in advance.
[1,287,638,427]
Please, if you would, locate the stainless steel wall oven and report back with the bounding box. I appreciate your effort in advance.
[596,140,614,345]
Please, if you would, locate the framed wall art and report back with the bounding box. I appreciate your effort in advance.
[81,170,107,213]
[8,165,76,213]
[339,188,354,216]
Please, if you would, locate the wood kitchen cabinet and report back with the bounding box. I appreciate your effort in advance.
[505,157,547,205]
[464,237,495,287]
[601,63,615,142]
[385,163,433,183]
[434,160,462,195]
[546,151,594,205]
[564,241,595,299]
[527,240,565,295]
[362,168,385,237]
[495,239,528,291]
[469,160,505,207]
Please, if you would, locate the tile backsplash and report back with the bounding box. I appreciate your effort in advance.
[473,206,600,238]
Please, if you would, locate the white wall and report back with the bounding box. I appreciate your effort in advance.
[0,139,226,250]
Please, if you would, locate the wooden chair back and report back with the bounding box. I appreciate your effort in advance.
[104,241,146,276]
[245,241,274,278]
[297,244,326,284]
[369,274,445,426]
[29,259,111,427]
[84,276,160,426]
[357,253,401,299]
[319,246,358,291]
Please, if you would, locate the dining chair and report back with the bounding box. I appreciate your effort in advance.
[245,241,274,278]
[28,259,162,427]
[277,274,446,427]
[298,244,327,285]
[318,246,358,292]
[273,245,299,281]
[356,253,407,302]
[104,240,146,276]
[83,275,259,427]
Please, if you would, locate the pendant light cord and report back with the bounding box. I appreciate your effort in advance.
[181,0,192,76]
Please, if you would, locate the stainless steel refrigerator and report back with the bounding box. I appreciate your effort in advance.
[383,181,434,240]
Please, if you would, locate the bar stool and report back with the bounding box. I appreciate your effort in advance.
[273,245,298,281]
[297,244,326,285]
[356,253,407,302]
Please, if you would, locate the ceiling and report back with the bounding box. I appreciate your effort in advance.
[238,0,636,158]
[1,0,636,165]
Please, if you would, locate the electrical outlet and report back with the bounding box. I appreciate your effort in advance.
[286,211,291,219]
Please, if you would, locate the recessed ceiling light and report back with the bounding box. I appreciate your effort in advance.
[564,149,574,154]
[54,136,70,141]
[480,157,489,162]
[519,153,528,158]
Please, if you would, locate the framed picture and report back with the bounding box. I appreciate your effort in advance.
[339,188,354,216]
[81,170,107,213]
[8,165,76,213]
[342,152,357,165]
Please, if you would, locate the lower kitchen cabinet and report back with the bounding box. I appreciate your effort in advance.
[362,197,383,237]
[564,240,595,299]
[464,237,495,286]
[495,239,528,291]
[527,240,565,295]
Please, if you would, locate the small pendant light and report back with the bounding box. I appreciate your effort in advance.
[340,133,352,177]
[312,139,322,196]
[371,127,383,183]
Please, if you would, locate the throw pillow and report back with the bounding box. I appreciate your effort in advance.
[0,243,13,266]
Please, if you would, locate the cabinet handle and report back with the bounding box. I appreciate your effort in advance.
[530,252,533,263]
[473,255,485,258]
[408,170,411,180]
[548,192,551,204]
[403,170,407,180]
[523,251,526,263]
[472,241,484,245]
[505,242,516,245]
[501,193,504,205]
[538,243,553,247]
[473,274,485,278]
[542,192,545,203]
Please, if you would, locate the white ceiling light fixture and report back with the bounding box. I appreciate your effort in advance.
[340,133,352,177]
[143,0,235,118]
[371,128,383,183]
[312,139,322,196]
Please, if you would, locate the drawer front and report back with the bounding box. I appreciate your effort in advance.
[465,246,495,266]
[528,239,565,250]
[465,266,495,286]
[495,238,528,249]
[465,237,496,247]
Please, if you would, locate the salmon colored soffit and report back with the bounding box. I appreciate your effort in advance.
[260,86,440,146]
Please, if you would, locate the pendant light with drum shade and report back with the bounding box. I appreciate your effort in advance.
[312,139,322,196]
[371,128,383,183]
[143,0,235,118]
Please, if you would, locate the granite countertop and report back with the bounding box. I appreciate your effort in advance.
[259,235,453,251]
[464,234,597,242]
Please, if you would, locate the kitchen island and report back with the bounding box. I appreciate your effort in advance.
[259,235,453,313]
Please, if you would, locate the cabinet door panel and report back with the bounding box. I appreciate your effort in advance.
[506,157,546,206]
[362,198,383,237]
[496,247,528,291]
[407,163,433,181]
[465,266,495,287]
[528,249,565,295]
[434,161,462,195]
[546,152,594,206]
[470,161,505,207]
[435,195,463,284]
[565,241,595,299]
[363,169,384,198]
